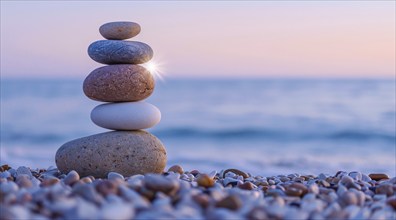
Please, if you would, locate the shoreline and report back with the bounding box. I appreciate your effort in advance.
[1,165,395,219]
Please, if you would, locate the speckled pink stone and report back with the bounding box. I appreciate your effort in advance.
[83,64,154,102]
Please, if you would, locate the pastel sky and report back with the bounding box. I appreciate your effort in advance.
[1,1,395,78]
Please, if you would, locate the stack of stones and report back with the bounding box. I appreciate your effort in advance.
[55,21,166,178]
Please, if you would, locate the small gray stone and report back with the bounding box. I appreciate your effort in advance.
[88,40,153,64]
[144,174,180,194]
[0,181,19,194]
[376,183,394,197]
[99,21,141,40]
[55,131,166,178]
[349,172,362,181]
[16,166,32,179]
[0,171,11,179]
[340,175,354,186]
[72,184,104,205]
[339,191,358,206]
[308,183,320,195]
[64,170,80,186]
[15,175,32,188]
[83,64,154,102]
[108,172,124,181]
[318,173,327,180]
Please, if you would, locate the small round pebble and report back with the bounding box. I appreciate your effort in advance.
[238,182,255,190]
[215,195,242,210]
[376,184,394,197]
[168,165,184,175]
[369,173,389,181]
[196,174,215,188]
[1,166,395,220]
[144,174,179,194]
[99,21,141,40]
[63,170,80,186]
[107,172,124,181]
[223,169,248,178]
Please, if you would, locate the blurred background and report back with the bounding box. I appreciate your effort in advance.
[1,1,395,175]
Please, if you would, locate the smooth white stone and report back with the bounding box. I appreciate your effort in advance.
[91,102,161,130]
[108,172,124,181]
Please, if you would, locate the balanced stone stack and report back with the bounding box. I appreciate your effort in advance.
[55,21,166,178]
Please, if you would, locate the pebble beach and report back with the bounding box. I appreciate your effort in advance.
[1,17,395,220]
[1,165,395,220]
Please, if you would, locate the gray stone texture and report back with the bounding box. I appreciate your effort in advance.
[99,21,141,40]
[88,40,153,64]
[55,131,167,178]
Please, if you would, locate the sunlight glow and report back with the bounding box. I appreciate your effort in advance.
[142,60,165,81]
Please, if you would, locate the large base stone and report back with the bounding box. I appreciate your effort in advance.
[55,131,167,178]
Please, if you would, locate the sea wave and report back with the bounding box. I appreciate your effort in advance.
[2,127,394,144]
[152,127,396,142]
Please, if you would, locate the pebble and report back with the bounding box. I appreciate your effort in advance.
[1,167,395,219]
[196,174,215,188]
[107,172,124,181]
[340,175,354,185]
[63,170,80,186]
[223,177,239,186]
[88,40,153,64]
[340,191,358,206]
[238,182,255,190]
[247,207,269,220]
[290,183,308,195]
[208,171,217,179]
[91,102,161,130]
[223,168,249,178]
[80,176,93,184]
[55,131,166,178]
[308,183,319,195]
[362,174,372,182]
[144,174,180,195]
[96,180,118,196]
[40,176,60,187]
[168,165,184,175]
[16,166,32,179]
[286,187,303,197]
[376,184,394,197]
[267,189,286,197]
[83,64,154,102]
[387,196,396,210]
[349,171,362,181]
[369,173,390,181]
[99,21,141,40]
[215,195,242,210]
[192,194,210,208]
[0,171,11,179]
[15,175,32,188]
[318,173,327,180]
[0,181,19,194]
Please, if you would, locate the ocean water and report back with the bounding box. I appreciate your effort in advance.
[1,78,395,176]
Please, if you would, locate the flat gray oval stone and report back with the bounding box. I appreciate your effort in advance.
[83,64,154,102]
[88,40,153,64]
[99,21,141,40]
[55,131,167,178]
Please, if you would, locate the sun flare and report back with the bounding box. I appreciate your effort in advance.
[143,60,164,80]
